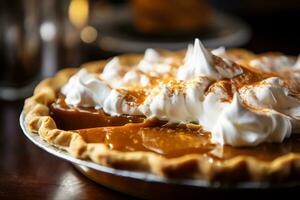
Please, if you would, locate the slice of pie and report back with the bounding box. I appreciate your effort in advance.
[23,39,300,182]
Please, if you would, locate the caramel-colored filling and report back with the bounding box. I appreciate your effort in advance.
[77,123,215,158]
[50,96,145,130]
[50,96,300,160]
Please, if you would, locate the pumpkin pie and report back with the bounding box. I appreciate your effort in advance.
[23,39,300,182]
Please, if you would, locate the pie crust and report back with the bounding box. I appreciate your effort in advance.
[23,50,300,182]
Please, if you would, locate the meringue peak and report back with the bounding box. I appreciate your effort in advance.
[177,38,219,80]
[184,44,194,63]
[143,48,160,62]
[101,57,122,82]
[211,46,226,57]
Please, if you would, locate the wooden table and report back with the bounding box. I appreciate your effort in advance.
[0,100,135,200]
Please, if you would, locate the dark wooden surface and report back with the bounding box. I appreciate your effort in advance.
[0,100,135,200]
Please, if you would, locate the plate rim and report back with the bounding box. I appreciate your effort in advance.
[97,12,251,53]
[19,112,300,189]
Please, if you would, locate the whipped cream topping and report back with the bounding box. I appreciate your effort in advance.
[211,46,233,66]
[103,89,142,116]
[197,82,231,132]
[122,70,151,87]
[138,48,173,75]
[61,69,141,116]
[101,57,123,83]
[249,56,296,72]
[61,39,300,147]
[239,77,300,119]
[212,93,292,146]
[139,77,297,147]
[177,39,242,81]
[100,55,153,88]
[177,39,219,80]
[211,46,226,57]
[61,69,111,108]
[139,77,211,123]
[183,44,194,63]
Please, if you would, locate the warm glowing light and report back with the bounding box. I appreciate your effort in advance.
[68,0,89,29]
[80,26,98,43]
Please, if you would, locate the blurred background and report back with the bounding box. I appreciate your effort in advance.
[1,0,300,100]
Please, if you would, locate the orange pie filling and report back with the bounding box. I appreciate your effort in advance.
[50,96,300,161]
[48,39,300,163]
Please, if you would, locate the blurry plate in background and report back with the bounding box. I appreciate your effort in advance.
[91,6,250,53]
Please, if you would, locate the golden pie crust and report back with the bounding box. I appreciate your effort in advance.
[23,50,300,182]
